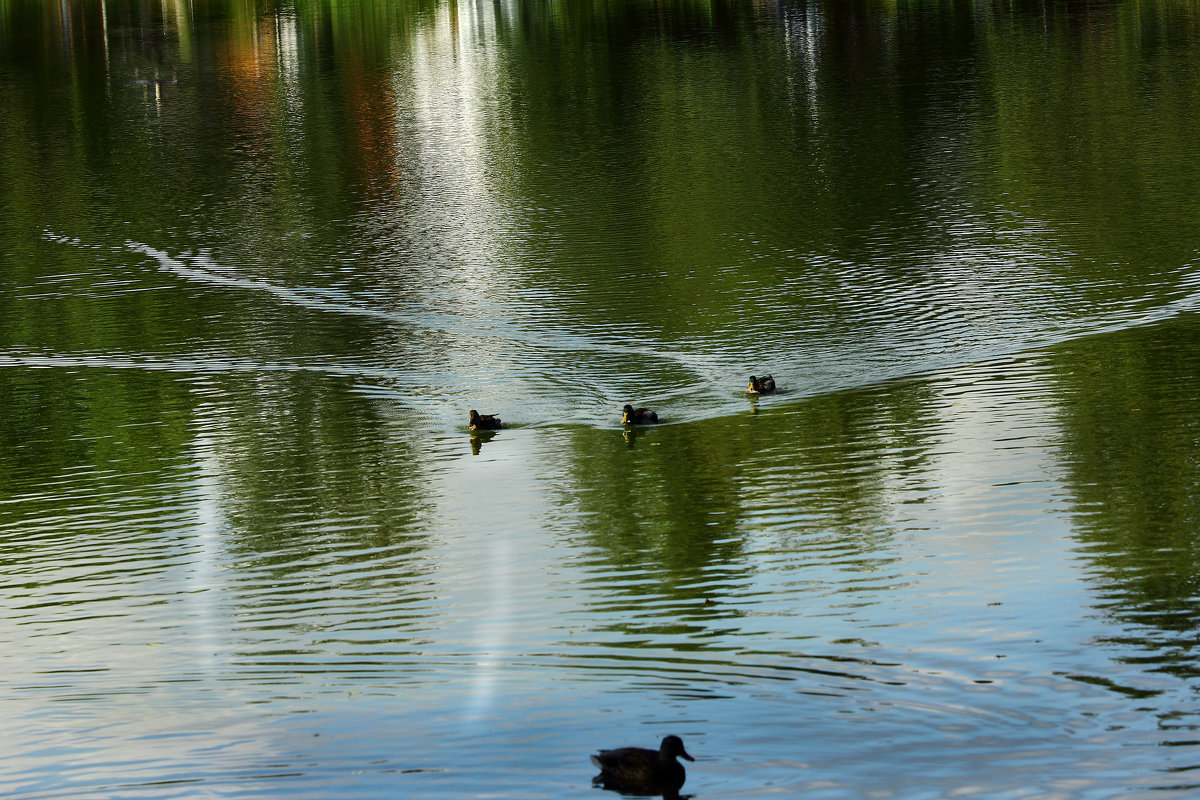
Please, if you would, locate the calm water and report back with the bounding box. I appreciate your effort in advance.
[3,1,1200,797]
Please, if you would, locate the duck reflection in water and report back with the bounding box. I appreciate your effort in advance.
[469,432,496,455]
[591,735,694,799]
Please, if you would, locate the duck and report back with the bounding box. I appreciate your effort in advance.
[745,374,776,395]
[591,735,694,798]
[468,410,502,430]
[622,404,659,425]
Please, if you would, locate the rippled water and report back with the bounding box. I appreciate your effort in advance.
[4,1,1200,798]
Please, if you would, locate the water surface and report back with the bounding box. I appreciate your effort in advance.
[3,1,1200,797]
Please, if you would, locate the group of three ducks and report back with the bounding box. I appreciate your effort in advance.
[468,374,776,432]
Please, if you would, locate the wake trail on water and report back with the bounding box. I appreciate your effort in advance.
[25,231,1200,426]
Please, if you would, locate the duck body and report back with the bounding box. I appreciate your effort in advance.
[468,410,502,430]
[745,374,776,395]
[591,735,694,798]
[622,404,659,425]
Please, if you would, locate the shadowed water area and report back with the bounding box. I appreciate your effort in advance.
[3,0,1200,797]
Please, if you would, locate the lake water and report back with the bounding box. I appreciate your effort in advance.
[3,1,1200,797]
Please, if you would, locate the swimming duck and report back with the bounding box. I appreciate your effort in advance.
[591,735,694,798]
[468,410,502,430]
[745,374,776,395]
[622,404,659,425]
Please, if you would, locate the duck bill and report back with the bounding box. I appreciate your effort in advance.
[621,413,631,424]
[681,749,694,762]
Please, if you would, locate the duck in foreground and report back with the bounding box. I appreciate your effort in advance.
[468,410,502,430]
[622,404,659,425]
[591,735,694,799]
[745,374,776,395]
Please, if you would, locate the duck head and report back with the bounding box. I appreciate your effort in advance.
[661,735,694,762]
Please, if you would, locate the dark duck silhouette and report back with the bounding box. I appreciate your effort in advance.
[468,410,502,430]
[621,404,659,425]
[745,374,776,395]
[591,735,694,798]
